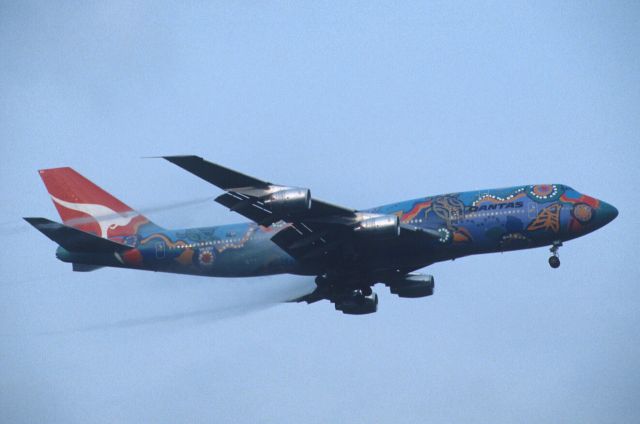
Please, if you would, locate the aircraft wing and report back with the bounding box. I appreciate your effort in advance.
[163,155,438,261]
[164,155,355,223]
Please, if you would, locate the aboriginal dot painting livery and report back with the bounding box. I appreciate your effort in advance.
[26,156,618,315]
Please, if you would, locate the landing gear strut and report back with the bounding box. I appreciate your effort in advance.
[549,240,562,268]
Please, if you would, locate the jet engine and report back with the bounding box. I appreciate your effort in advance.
[263,187,312,214]
[353,215,400,239]
[335,291,378,315]
[388,274,434,298]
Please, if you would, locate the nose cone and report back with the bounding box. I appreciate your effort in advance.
[599,201,619,225]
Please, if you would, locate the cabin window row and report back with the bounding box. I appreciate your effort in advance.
[172,239,246,249]
[405,208,525,224]
[464,208,525,219]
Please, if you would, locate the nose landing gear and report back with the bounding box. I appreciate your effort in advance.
[549,241,562,268]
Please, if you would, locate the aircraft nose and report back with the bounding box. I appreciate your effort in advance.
[599,200,619,225]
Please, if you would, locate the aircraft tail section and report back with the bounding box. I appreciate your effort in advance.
[24,217,132,253]
[38,167,161,239]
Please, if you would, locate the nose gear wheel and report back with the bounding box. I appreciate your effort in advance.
[549,240,562,268]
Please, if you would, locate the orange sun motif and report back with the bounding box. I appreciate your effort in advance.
[198,248,215,266]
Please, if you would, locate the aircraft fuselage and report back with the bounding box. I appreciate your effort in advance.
[56,184,618,279]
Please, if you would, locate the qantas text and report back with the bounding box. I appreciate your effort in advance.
[465,201,524,212]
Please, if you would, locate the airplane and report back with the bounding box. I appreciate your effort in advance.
[25,155,618,314]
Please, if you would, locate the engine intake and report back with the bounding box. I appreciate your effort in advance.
[354,215,400,239]
[388,274,434,298]
[263,187,311,215]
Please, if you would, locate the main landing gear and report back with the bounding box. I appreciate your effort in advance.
[549,240,562,269]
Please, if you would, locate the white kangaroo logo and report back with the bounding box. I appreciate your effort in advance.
[51,195,136,238]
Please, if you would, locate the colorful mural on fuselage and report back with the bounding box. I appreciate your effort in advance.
[54,183,617,279]
[57,220,299,277]
[371,184,616,256]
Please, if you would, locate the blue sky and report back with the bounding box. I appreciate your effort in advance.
[1,2,639,423]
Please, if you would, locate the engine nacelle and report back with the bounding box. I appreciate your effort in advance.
[389,274,434,298]
[354,215,400,239]
[263,187,311,215]
[335,292,378,315]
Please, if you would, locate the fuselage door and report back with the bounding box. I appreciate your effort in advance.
[155,241,166,259]
[450,208,461,224]
[528,203,538,219]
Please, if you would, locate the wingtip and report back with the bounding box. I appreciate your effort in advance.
[163,155,203,162]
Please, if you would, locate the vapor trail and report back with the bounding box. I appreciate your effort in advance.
[78,277,314,332]
[70,301,278,333]
[2,276,315,337]
[0,196,215,237]
[0,221,30,236]
[59,196,215,228]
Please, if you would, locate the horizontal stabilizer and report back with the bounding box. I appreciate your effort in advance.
[24,217,132,253]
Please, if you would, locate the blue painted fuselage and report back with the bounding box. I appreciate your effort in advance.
[57,184,617,277]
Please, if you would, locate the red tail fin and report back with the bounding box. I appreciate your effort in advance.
[38,167,159,239]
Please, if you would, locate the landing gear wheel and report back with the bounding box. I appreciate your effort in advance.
[548,256,560,268]
[549,240,562,269]
[361,286,373,296]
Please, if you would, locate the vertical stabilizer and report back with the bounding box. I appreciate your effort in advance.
[38,167,161,239]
